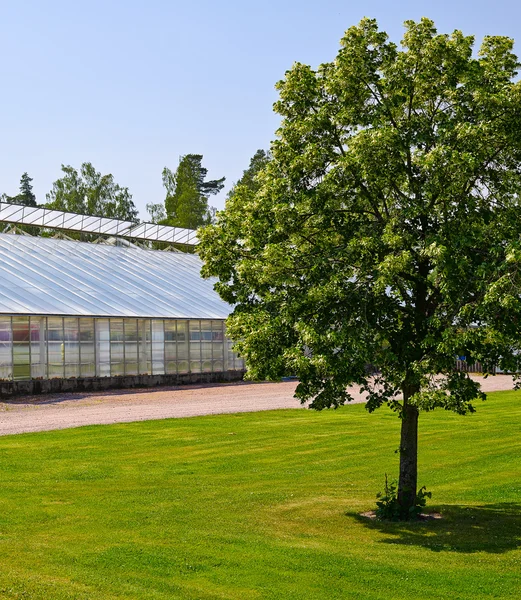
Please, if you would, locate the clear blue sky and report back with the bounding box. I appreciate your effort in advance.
[1,0,519,218]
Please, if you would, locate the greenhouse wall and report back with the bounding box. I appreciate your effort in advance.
[0,316,245,384]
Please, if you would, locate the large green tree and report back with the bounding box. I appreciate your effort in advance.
[46,162,138,221]
[161,154,225,229]
[225,149,271,206]
[229,149,271,197]
[199,18,521,518]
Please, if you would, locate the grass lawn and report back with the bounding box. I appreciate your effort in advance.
[0,390,521,599]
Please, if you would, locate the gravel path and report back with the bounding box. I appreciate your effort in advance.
[0,375,516,436]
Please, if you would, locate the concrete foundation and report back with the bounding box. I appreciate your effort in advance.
[0,370,245,397]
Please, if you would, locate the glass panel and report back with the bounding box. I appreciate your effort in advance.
[13,317,30,343]
[165,360,177,374]
[175,320,189,374]
[201,344,213,360]
[190,360,202,373]
[111,362,125,376]
[31,317,47,379]
[164,320,176,342]
[125,345,138,361]
[124,319,138,376]
[126,362,138,376]
[0,317,12,380]
[48,316,64,379]
[152,320,164,375]
[164,321,177,372]
[80,318,95,378]
[189,320,201,373]
[0,317,11,343]
[176,321,189,371]
[176,361,188,374]
[124,319,138,341]
[164,344,176,372]
[80,319,95,342]
[201,320,213,368]
[64,317,79,378]
[111,342,124,361]
[96,319,110,377]
[212,320,224,373]
[138,319,151,374]
[110,319,124,342]
[225,338,235,371]
[13,363,31,380]
[12,317,30,380]
[110,318,124,377]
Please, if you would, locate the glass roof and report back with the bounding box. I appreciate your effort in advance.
[0,202,198,245]
[0,233,230,319]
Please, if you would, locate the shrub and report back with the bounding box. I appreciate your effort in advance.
[375,474,432,521]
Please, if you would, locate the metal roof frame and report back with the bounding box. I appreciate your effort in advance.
[0,202,199,246]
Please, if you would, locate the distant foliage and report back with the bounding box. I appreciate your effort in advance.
[145,202,166,224]
[46,162,138,221]
[2,172,37,206]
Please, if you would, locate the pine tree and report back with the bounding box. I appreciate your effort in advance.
[18,173,37,206]
[2,172,37,206]
[163,155,225,229]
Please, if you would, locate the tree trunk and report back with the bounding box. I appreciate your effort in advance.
[398,388,419,519]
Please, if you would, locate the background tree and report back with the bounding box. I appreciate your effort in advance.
[162,154,224,229]
[145,202,166,224]
[46,162,138,221]
[18,173,37,206]
[226,149,271,201]
[199,18,521,518]
[2,172,37,206]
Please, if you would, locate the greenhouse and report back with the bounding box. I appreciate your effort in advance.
[0,209,244,394]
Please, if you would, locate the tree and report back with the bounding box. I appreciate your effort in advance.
[146,202,166,224]
[199,18,521,518]
[18,173,37,206]
[162,154,225,229]
[227,149,271,200]
[46,163,138,221]
[2,172,37,206]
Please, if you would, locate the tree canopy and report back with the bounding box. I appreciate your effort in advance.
[199,18,521,517]
[46,162,138,221]
[222,150,271,221]
[161,154,225,229]
[227,149,271,198]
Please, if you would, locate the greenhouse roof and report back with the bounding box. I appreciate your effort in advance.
[0,233,230,319]
[0,202,199,245]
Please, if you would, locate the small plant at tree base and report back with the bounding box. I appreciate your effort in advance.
[376,475,432,521]
[375,475,401,521]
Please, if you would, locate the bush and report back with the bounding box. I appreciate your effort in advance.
[375,474,432,521]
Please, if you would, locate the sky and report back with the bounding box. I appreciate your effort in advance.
[1,0,520,219]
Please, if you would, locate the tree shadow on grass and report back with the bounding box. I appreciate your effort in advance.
[351,503,521,554]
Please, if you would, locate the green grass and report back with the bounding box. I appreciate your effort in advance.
[1,390,521,599]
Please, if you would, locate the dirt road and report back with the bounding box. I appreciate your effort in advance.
[0,375,516,436]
